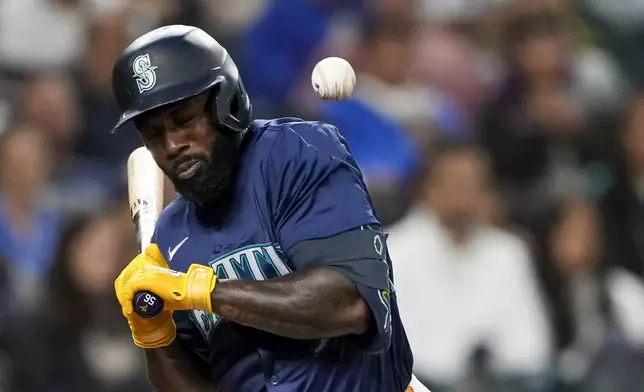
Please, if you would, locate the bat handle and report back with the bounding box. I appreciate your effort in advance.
[133,291,164,318]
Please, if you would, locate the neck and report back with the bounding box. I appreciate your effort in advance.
[446,226,471,245]
[439,218,474,246]
[2,187,36,234]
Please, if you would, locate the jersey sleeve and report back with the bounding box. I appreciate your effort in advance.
[263,121,379,250]
[263,122,390,353]
[286,226,394,354]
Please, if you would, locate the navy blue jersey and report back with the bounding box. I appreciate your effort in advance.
[151,118,413,391]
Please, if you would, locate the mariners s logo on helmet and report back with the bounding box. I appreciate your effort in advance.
[132,54,158,93]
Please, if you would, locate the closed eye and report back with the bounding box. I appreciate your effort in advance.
[174,114,195,127]
[140,127,163,141]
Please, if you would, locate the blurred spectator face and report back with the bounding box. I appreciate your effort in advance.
[412,26,486,113]
[68,216,122,296]
[515,33,567,80]
[425,148,489,231]
[624,96,644,175]
[367,0,415,20]
[551,202,600,274]
[507,12,569,81]
[84,11,128,94]
[363,22,412,86]
[20,74,78,149]
[0,124,52,197]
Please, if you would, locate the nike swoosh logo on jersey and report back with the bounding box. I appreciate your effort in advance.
[168,237,188,261]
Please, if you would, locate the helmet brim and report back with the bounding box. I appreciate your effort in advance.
[110,75,223,133]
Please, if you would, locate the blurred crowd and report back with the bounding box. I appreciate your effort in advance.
[0,0,643,391]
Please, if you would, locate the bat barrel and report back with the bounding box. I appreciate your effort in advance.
[133,291,164,318]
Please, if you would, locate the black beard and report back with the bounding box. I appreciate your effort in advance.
[167,131,240,206]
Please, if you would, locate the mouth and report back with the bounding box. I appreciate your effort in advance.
[175,160,203,180]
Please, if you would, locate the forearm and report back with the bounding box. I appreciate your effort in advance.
[211,267,369,339]
[145,344,216,392]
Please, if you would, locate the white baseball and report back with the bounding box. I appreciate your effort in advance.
[311,57,356,101]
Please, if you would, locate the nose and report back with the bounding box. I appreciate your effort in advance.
[163,126,190,160]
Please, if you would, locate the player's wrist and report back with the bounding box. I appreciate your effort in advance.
[131,313,177,349]
[133,327,176,349]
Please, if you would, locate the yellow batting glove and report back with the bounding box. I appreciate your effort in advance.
[115,244,169,309]
[126,315,176,349]
[114,244,176,349]
[123,263,217,315]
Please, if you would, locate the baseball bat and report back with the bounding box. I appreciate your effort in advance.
[127,147,165,318]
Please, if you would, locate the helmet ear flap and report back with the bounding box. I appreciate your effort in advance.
[206,84,220,128]
[228,88,242,122]
[207,81,251,135]
[227,80,252,132]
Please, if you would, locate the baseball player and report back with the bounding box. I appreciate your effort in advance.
[112,25,425,392]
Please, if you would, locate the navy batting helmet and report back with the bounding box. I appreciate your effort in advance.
[111,25,252,135]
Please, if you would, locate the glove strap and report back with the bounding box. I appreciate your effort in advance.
[185,264,217,313]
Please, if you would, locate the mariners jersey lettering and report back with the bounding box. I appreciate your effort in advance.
[152,118,413,391]
[192,244,291,339]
